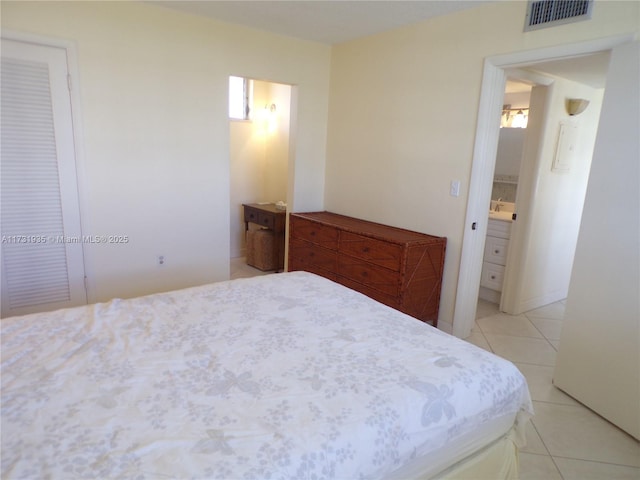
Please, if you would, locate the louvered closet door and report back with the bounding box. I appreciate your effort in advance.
[1,38,87,318]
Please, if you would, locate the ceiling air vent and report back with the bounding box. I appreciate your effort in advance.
[525,0,593,31]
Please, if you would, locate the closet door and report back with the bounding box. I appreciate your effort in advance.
[1,38,87,317]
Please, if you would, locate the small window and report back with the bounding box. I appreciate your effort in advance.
[229,76,253,120]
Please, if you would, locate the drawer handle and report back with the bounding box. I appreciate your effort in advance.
[362,247,370,253]
[490,275,496,280]
[494,249,500,254]
[310,231,316,236]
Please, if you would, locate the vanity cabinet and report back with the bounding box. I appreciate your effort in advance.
[288,211,446,326]
[480,219,511,293]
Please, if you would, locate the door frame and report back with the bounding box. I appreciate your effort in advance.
[1,30,92,303]
[452,33,636,339]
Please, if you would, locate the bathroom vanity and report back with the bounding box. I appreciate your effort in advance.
[479,211,512,304]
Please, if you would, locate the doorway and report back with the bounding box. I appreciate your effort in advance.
[228,77,293,276]
[478,79,531,307]
[453,35,632,339]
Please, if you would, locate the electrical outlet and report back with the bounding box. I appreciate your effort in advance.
[157,255,165,266]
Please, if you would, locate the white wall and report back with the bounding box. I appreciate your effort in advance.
[554,41,639,440]
[2,1,330,302]
[325,1,639,331]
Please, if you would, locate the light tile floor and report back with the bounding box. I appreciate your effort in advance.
[230,256,275,280]
[229,260,640,479]
[468,299,640,480]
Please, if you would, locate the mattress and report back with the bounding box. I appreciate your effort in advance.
[1,271,533,479]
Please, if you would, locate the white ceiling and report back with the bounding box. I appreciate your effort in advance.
[526,52,611,88]
[152,0,609,87]
[151,0,492,45]
[505,52,610,95]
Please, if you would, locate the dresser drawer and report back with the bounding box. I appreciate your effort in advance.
[337,255,400,297]
[290,217,339,249]
[289,256,338,282]
[484,236,509,266]
[337,276,400,310]
[480,261,505,291]
[289,237,337,272]
[339,231,402,271]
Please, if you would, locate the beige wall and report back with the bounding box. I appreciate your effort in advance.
[2,1,638,332]
[2,1,330,302]
[325,1,639,331]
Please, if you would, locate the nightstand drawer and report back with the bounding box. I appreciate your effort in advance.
[257,212,275,229]
[244,208,259,224]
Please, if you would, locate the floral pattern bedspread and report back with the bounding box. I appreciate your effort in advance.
[1,272,533,479]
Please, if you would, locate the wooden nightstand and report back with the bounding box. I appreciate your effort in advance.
[243,203,286,272]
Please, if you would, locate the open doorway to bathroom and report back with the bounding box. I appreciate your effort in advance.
[478,79,530,306]
[229,77,293,279]
[477,54,609,318]
[454,36,630,340]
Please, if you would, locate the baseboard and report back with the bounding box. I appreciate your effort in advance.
[518,290,567,313]
[478,286,501,304]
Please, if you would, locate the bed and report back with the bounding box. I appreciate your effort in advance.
[1,271,533,479]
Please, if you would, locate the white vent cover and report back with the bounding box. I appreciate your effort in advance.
[525,0,593,31]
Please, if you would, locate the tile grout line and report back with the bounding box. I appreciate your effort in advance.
[550,454,640,469]
[523,313,559,352]
[479,306,563,476]
[527,417,566,479]
[477,301,640,476]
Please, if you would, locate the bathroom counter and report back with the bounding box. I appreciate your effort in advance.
[488,210,514,222]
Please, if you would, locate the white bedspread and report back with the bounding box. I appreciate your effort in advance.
[1,272,533,479]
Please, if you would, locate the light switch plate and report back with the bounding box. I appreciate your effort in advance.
[450,180,461,197]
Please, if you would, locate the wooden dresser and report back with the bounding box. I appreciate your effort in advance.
[288,211,446,326]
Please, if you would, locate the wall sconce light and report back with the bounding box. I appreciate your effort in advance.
[566,98,590,116]
[256,103,277,134]
[501,104,529,128]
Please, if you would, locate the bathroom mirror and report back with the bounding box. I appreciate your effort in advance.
[492,128,524,202]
